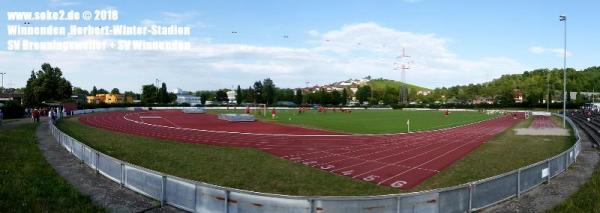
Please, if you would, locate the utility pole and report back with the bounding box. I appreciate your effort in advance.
[546,71,550,112]
[593,87,596,103]
[560,15,567,128]
[393,48,413,104]
[0,72,5,92]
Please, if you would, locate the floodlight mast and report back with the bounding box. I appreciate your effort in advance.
[560,15,567,128]
[547,71,550,112]
[0,72,5,92]
[394,48,412,104]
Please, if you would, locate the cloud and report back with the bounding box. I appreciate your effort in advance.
[2,23,526,92]
[141,11,207,28]
[48,0,80,6]
[529,46,572,57]
[307,30,320,37]
[311,23,525,86]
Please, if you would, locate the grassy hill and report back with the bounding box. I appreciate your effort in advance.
[367,79,430,92]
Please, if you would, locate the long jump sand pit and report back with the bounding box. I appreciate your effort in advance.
[515,115,570,136]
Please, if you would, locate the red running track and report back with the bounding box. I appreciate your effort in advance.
[530,115,558,129]
[79,110,523,189]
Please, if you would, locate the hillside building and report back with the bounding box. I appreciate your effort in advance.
[87,94,133,104]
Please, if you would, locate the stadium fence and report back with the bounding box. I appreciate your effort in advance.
[50,107,582,212]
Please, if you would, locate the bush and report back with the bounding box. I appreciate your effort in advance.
[0,100,24,119]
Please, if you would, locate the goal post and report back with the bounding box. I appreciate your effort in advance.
[257,104,267,117]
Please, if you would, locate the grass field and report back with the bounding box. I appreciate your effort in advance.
[408,115,574,191]
[214,109,495,134]
[548,165,600,212]
[0,123,104,212]
[56,113,574,196]
[57,117,399,196]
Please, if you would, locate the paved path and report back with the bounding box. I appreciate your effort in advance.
[484,125,600,212]
[35,118,183,213]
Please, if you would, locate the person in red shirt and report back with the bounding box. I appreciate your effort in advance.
[245,106,251,114]
[271,108,277,119]
[32,109,40,122]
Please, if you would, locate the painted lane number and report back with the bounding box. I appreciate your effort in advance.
[363,175,380,182]
[391,181,407,188]
[320,165,335,170]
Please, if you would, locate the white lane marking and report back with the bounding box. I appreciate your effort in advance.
[139,116,162,119]
[121,111,500,138]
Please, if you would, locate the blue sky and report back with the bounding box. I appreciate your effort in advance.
[0,0,596,92]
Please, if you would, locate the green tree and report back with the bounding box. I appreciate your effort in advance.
[73,87,89,96]
[23,63,73,106]
[253,81,263,103]
[216,90,229,103]
[262,78,275,105]
[235,85,243,105]
[244,87,255,103]
[341,88,348,106]
[168,92,177,103]
[97,88,109,94]
[141,84,158,104]
[123,91,138,100]
[110,88,120,94]
[317,89,331,105]
[22,71,38,106]
[91,86,98,96]
[157,82,170,104]
[294,89,303,105]
[356,86,371,104]
[331,90,341,105]
[199,92,212,105]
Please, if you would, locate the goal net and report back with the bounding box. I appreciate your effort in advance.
[257,104,267,117]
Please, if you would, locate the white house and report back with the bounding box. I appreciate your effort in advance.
[176,94,202,106]
[173,88,183,94]
[226,91,236,103]
[417,90,431,96]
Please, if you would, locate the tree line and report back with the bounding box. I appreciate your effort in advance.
[18,63,600,109]
[22,63,73,107]
[421,67,600,107]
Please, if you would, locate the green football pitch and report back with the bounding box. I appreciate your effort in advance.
[213,109,496,134]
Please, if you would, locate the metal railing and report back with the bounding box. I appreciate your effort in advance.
[50,107,582,213]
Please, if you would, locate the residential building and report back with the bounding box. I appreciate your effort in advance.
[226,90,236,103]
[176,94,202,106]
[87,94,133,104]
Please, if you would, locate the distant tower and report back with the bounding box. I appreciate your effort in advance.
[393,48,413,104]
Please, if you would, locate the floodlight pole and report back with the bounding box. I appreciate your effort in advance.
[0,72,5,92]
[394,48,411,104]
[560,15,567,128]
[546,72,550,112]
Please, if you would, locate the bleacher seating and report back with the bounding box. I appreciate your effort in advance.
[569,110,600,146]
